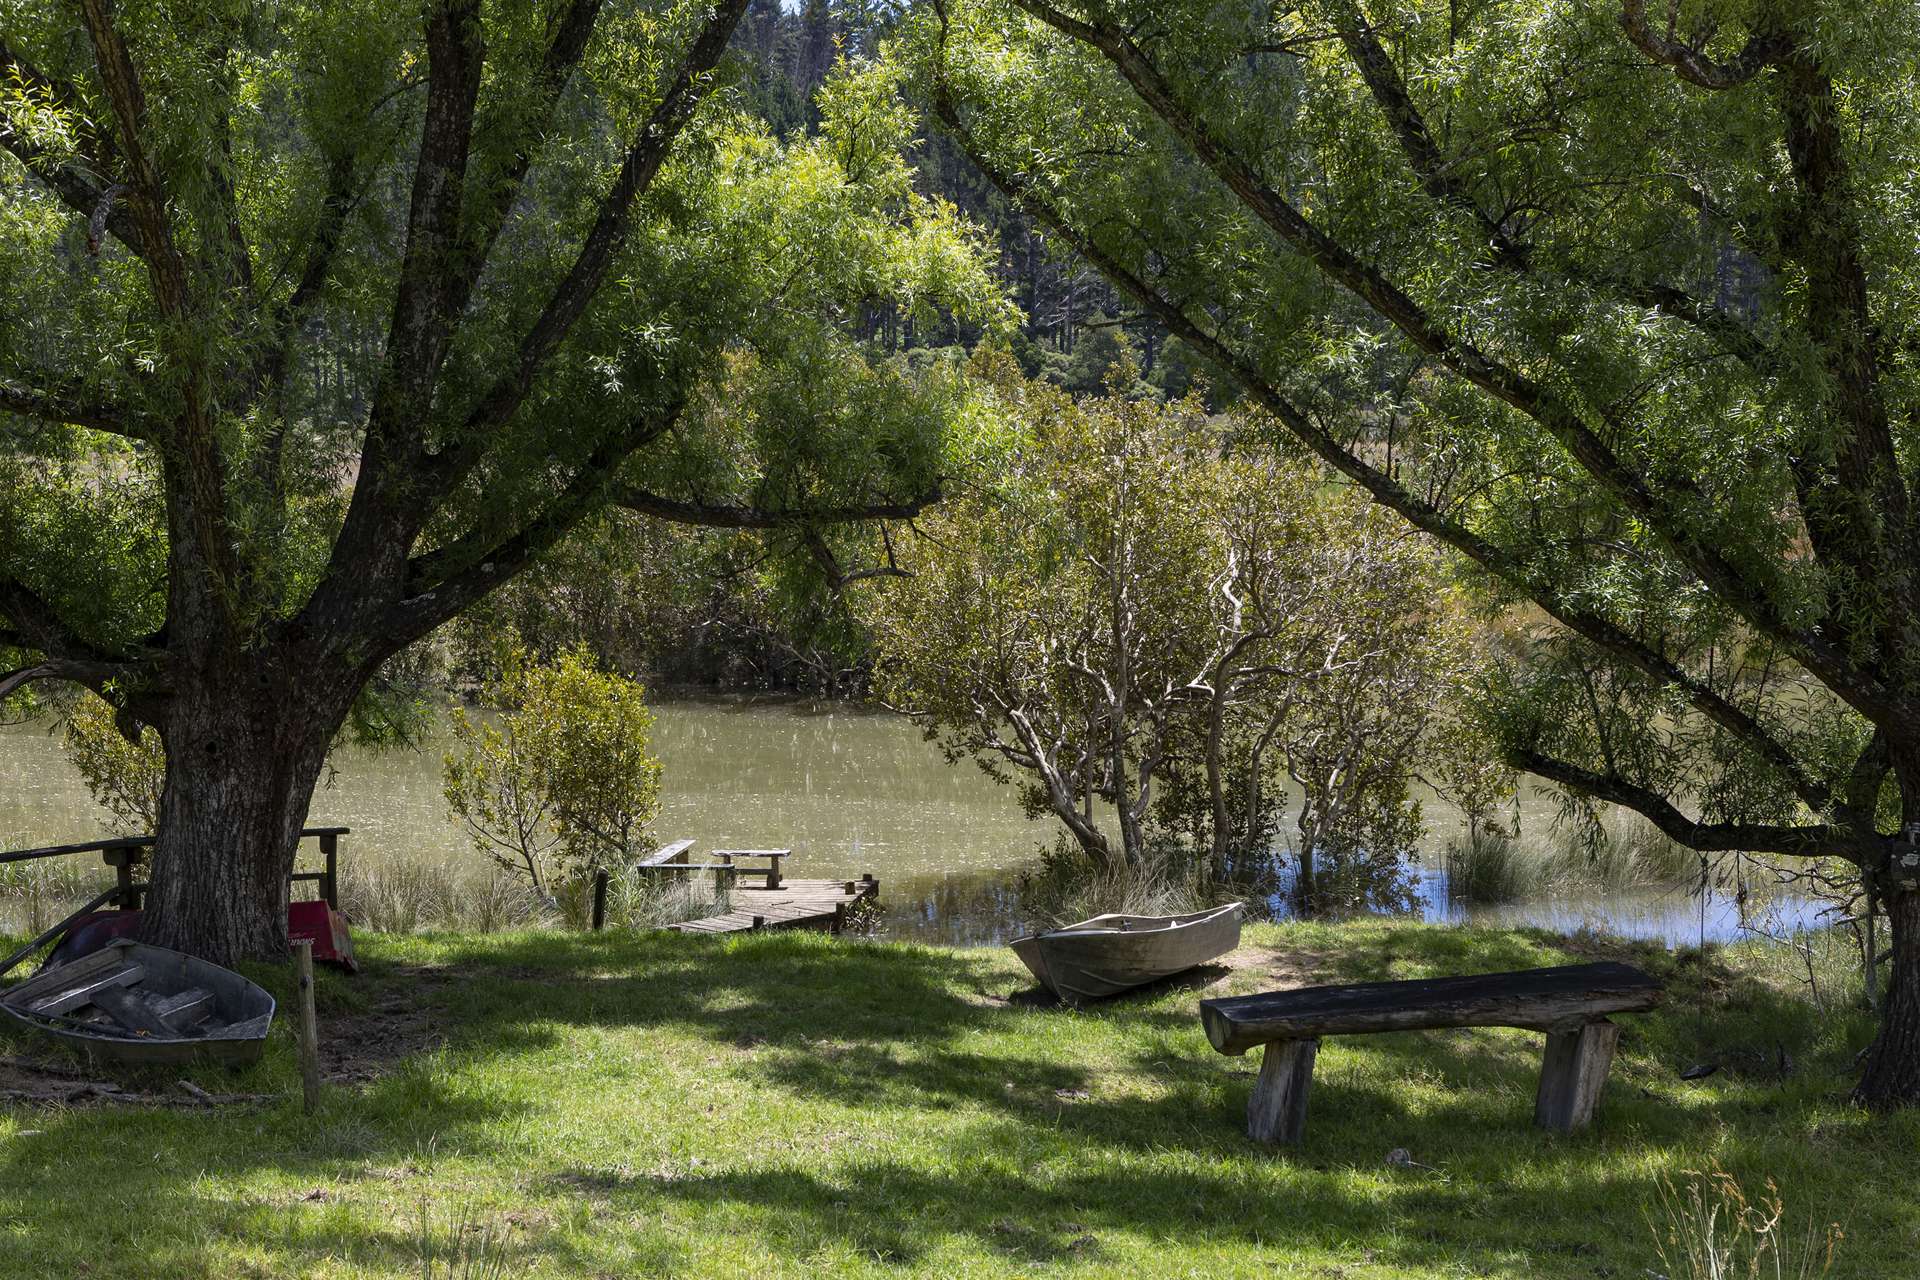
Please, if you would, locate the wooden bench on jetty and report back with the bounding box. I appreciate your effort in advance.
[1199,962,1663,1145]
[590,839,877,935]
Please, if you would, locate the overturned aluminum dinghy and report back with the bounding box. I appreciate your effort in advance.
[1011,903,1243,1005]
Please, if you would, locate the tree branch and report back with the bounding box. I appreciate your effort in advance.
[1507,747,1876,863]
[928,74,1833,812]
[607,485,941,530]
[1618,1,1789,90]
[0,379,143,438]
[76,0,190,314]
[0,35,140,249]
[422,0,753,496]
[1000,0,1888,717]
[1327,6,1776,371]
[384,406,687,643]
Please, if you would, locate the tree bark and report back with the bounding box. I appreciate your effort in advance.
[137,649,350,964]
[1292,815,1318,917]
[1855,887,1920,1107]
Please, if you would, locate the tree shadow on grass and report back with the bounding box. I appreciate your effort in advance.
[0,922,1894,1275]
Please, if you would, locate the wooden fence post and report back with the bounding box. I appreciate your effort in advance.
[591,870,610,932]
[292,939,321,1114]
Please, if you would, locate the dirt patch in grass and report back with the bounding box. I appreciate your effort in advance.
[1214,941,1336,992]
[318,964,455,1085]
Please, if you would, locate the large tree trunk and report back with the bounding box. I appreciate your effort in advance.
[1855,887,1920,1107]
[138,651,348,965]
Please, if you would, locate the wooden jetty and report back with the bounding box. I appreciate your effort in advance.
[590,840,878,935]
[668,874,879,935]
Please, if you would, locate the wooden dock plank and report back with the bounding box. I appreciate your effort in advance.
[665,875,878,936]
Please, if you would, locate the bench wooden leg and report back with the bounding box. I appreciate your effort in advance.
[1534,1019,1619,1133]
[1247,1038,1317,1145]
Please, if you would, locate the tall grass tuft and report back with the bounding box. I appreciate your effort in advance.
[335,847,725,934]
[1443,815,1697,905]
[413,1200,522,1280]
[1019,838,1205,930]
[1442,828,1542,904]
[0,858,115,938]
[1648,1162,1842,1280]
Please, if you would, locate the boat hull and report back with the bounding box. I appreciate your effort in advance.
[1,940,276,1067]
[1011,904,1243,1005]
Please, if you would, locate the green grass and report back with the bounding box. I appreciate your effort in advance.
[0,921,1908,1278]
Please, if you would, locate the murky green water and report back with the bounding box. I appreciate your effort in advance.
[0,699,1822,945]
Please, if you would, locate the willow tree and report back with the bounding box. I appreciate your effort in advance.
[922,0,1920,1105]
[0,1,1002,962]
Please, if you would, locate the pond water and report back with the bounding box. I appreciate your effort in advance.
[0,699,1828,947]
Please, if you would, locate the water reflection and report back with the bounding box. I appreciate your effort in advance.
[0,702,1832,949]
[1243,864,1829,950]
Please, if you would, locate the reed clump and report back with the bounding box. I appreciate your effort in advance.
[1443,817,1696,905]
[1019,838,1205,930]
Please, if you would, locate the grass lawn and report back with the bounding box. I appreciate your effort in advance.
[0,920,1909,1278]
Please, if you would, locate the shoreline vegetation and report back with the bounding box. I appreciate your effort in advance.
[0,919,1890,1278]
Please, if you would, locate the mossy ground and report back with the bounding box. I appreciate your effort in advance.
[0,920,1908,1278]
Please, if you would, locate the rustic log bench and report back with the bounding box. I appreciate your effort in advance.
[1198,962,1662,1145]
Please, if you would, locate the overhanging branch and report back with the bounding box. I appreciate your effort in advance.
[1507,748,1875,863]
[0,36,141,250]
[0,379,143,439]
[608,485,940,530]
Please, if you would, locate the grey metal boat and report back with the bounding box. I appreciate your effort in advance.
[1,939,276,1066]
[1011,903,1243,1005]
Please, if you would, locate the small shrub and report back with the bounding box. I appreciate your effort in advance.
[61,691,165,834]
[444,643,663,900]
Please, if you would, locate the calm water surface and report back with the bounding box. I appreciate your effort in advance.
[0,699,1823,946]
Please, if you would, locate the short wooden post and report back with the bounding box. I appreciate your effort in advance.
[751,915,766,931]
[1863,869,1879,1012]
[292,939,321,1115]
[1247,1038,1317,1145]
[591,870,609,932]
[1534,1019,1620,1133]
[859,873,877,898]
[832,902,847,934]
[319,832,340,909]
[106,846,143,910]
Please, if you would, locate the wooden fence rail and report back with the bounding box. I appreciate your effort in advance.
[0,828,350,979]
[0,827,349,912]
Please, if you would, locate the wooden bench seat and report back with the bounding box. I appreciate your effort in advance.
[637,838,697,867]
[1199,962,1662,1145]
[712,849,790,889]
